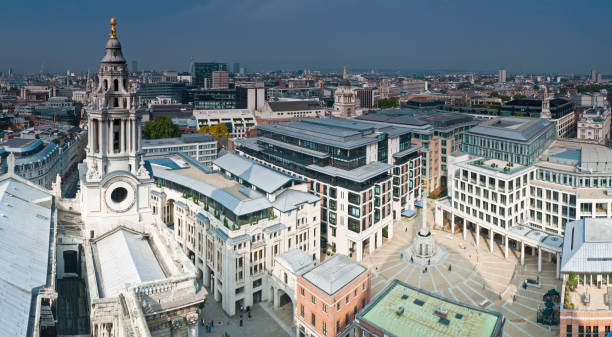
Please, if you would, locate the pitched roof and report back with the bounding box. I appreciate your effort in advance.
[0,178,53,337]
[213,153,294,194]
[302,254,367,295]
[272,189,320,212]
[94,229,165,298]
[276,249,316,275]
[561,218,612,273]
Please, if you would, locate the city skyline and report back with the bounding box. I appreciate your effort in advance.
[1,0,611,74]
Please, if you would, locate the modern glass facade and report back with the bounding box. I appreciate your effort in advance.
[462,125,556,166]
[193,62,227,88]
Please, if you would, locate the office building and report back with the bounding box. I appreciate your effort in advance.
[187,88,237,110]
[354,280,505,337]
[142,133,218,165]
[193,62,227,88]
[193,108,256,138]
[236,84,265,111]
[267,87,323,100]
[358,109,478,194]
[577,107,611,144]
[498,69,507,83]
[571,92,609,108]
[355,88,374,108]
[130,60,138,73]
[296,255,371,337]
[0,126,87,188]
[149,152,321,316]
[233,62,240,74]
[591,69,598,83]
[235,118,422,261]
[462,117,556,166]
[560,218,612,337]
[400,78,428,94]
[212,70,229,89]
[255,100,325,122]
[135,81,191,106]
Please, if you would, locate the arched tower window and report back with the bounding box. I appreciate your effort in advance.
[123,79,127,91]
[104,80,108,91]
[113,79,119,92]
[113,98,119,107]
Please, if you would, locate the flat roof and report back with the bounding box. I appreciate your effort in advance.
[358,280,504,337]
[467,116,553,143]
[302,254,366,296]
[257,118,411,150]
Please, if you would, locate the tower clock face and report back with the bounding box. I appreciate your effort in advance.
[105,180,135,212]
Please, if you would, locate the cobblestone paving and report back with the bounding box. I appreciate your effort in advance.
[361,217,560,337]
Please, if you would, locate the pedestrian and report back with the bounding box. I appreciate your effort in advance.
[211,320,214,328]
[240,315,243,327]
[248,311,252,320]
[410,256,414,263]
[537,276,540,284]
[428,259,430,265]
[448,264,452,272]
[400,253,403,259]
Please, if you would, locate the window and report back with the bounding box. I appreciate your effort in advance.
[336,321,341,334]
[566,324,572,337]
[346,295,349,304]
[337,302,341,310]
[311,313,316,326]
[300,288,305,296]
[354,289,357,297]
[300,304,304,317]
[311,295,316,304]
[323,322,327,336]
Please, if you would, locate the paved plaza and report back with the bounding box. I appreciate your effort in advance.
[198,296,293,337]
[361,212,561,337]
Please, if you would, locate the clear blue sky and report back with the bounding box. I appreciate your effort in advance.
[1,0,610,74]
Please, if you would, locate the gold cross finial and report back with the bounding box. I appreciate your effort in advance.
[110,18,117,39]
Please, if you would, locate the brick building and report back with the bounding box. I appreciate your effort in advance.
[296,255,371,337]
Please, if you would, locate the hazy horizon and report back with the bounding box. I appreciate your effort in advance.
[2,0,611,75]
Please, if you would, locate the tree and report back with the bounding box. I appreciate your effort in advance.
[458,82,472,90]
[0,120,10,131]
[377,97,399,109]
[200,123,230,139]
[512,94,526,100]
[143,116,179,139]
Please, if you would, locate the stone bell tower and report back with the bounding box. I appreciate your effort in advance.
[79,18,152,237]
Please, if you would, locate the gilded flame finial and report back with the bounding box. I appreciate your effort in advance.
[109,18,117,39]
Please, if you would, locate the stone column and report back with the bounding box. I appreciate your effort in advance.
[476,223,480,247]
[370,235,376,253]
[188,323,198,337]
[376,228,383,249]
[520,241,525,266]
[556,252,560,280]
[109,119,114,153]
[489,229,494,253]
[451,213,455,234]
[504,235,509,259]
[98,119,104,155]
[120,119,125,153]
[538,248,542,273]
[356,241,363,262]
[388,222,394,240]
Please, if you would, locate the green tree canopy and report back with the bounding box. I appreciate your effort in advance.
[512,94,526,100]
[377,97,399,109]
[143,116,180,139]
